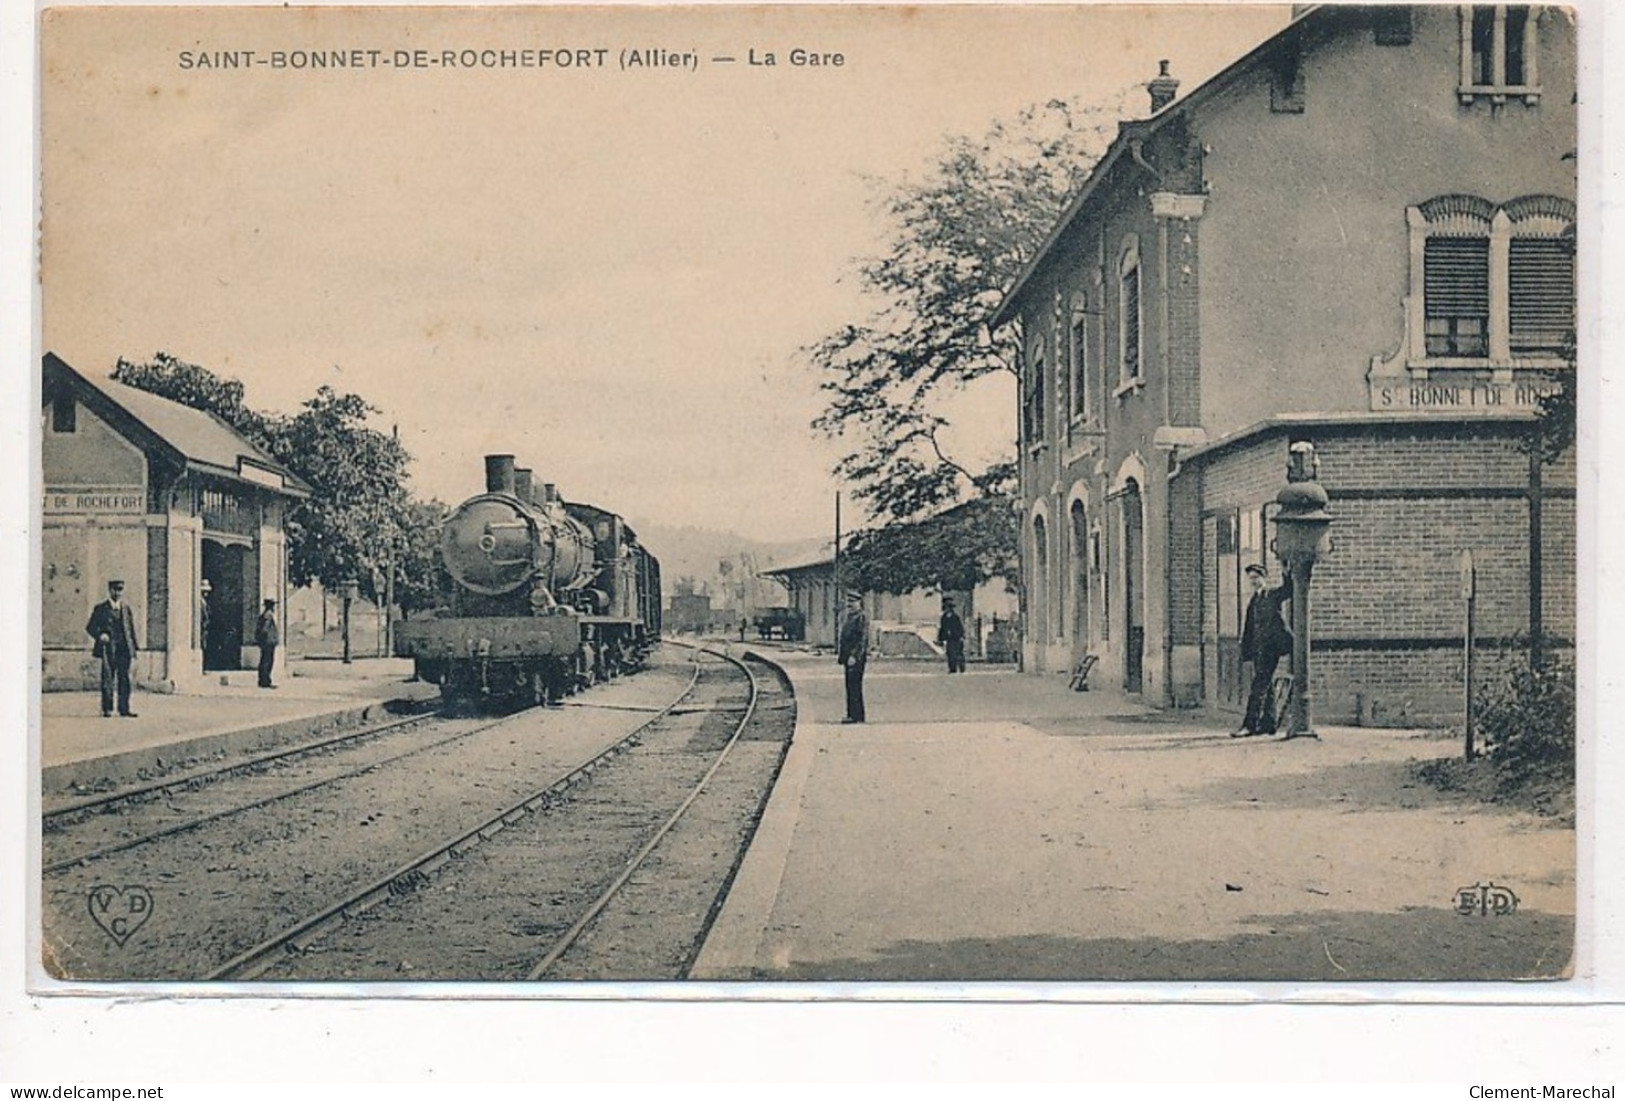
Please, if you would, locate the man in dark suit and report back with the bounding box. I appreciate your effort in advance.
[86,579,139,718]
[255,598,280,688]
[937,597,966,674]
[1234,562,1293,737]
[836,591,869,724]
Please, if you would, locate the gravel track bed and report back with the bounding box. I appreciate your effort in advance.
[43,658,695,981]
[43,715,494,868]
[253,657,794,982]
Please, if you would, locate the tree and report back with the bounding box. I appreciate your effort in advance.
[273,386,413,596]
[808,97,1116,590]
[391,498,451,615]
[112,354,427,605]
[842,496,1018,596]
[1524,223,1578,466]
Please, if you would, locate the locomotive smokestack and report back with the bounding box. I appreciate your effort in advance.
[484,454,517,495]
[514,467,535,504]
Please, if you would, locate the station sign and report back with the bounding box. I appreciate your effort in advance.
[43,485,146,515]
[1369,378,1564,413]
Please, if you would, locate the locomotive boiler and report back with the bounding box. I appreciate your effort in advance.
[395,454,661,706]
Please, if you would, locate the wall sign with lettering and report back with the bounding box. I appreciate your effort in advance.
[43,485,147,515]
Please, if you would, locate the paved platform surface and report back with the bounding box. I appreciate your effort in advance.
[693,651,1575,983]
[41,658,436,789]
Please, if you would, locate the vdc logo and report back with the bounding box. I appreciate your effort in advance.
[87,884,154,947]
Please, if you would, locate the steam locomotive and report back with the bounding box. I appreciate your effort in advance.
[395,454,661,706]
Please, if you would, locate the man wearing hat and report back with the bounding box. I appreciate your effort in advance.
[85,579,139,718]
[937,596,966,674]
[255,597,281,689]
[836,590,869,723]
[1235,561,1293,737]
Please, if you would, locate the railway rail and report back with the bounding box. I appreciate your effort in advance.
[42,645,794,982]
[211,646,773,980]
[42,709,523,874]
[206,651,714,980]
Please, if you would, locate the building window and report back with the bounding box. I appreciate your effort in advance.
[51,395,76,434]
[1460,6,1540,103]
[1269,46,1305,113]
[1373,7,1414,46]
[1024,344,1047,447]
[1424,235,1490,357]
[1508,234,1575,354]
[1118,241,1142,386]
[1406,193,1574,368]
[1069,312,1090,420]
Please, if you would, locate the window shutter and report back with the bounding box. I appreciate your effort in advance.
[1509,237,1575,353]
[1424,236,1490,318]
[1122,267,1141,377]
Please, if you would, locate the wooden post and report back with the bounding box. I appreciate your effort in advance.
[1286,557,1314,737]
[1461,549,1477,759]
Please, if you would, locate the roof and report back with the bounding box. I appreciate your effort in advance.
[991,4,1320,328]
[44,353,311,497]
[1177,409,1540,466]
[760,553,835,579]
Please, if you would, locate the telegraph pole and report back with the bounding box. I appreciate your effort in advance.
[833,491,843,635]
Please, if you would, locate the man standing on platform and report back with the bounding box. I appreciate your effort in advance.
[837,590,869,724]
[86,579,138,718]
[937,597,966,674]
[255,597,280,689]
[1234,562,1293,737]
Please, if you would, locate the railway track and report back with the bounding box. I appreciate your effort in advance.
[42,709,499,873]
[229,645,792,982]
[42,654,707,981]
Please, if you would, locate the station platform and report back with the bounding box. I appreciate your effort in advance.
[40,657,438,792]
[692,649,1576,983]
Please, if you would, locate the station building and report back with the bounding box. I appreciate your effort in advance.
[762,553,1018,658]
[993,5,1576,723]
[41,353,310,692]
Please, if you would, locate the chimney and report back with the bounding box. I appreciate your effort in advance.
[484,454,516,496]
[514,467,535,505]
[1147,59,1180,113]
[542,482,558,504]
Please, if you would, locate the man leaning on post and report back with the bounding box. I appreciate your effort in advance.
[86,579,138,718]
[1233,561,1293,737]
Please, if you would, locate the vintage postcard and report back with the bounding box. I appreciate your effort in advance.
[34,1,1587,994]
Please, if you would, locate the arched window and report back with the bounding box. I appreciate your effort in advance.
[1406,193,1574,368]
[1118,238,1142,385]
[1031,514,1050,645]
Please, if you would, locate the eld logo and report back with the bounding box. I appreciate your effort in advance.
[1454,882,1519,917]
[87,884,153,947]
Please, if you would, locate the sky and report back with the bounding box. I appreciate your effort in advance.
[40,4,1291,544]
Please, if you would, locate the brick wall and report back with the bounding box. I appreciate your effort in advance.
[1166,217,1202,427]
[1191,419,1572,725]
[1168,469,1203,646]
[1201,440,1284,509]
[1313,426,1528,491]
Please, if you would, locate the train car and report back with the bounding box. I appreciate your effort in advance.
[753,606,806,642]
[395,454,660,706]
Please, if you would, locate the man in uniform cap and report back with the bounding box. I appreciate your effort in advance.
[86,579,138,717]
[255,597,281,689]
[1234,561,1293,737]
[937,597,966,674]
[836,589,869,723]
